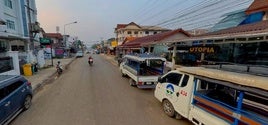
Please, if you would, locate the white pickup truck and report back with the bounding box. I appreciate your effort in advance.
[120,54,166,89]
[155,66,268,125]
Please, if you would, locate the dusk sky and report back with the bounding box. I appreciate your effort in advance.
[36,0,253,46]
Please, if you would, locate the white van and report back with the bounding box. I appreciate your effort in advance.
[154,67,268,125]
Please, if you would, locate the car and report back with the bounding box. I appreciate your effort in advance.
[0,75,33,125]
[76,50,84,57]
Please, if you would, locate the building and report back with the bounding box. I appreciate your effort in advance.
[0,0,41,75]
[167,0,268,68]
[118,28,191,65]
[114,22,170,45]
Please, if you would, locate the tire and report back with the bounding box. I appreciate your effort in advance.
[129,79,136,86]
[23,95,32,110]
[121,70,126,77]
[162,99,175,117]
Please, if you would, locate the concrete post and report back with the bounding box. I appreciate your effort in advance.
[172,46,177,70]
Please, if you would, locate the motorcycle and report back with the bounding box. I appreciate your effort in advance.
[56,64,63,75]
[88,58,93,66]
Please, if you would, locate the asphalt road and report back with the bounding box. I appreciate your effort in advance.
[10,54,192,125]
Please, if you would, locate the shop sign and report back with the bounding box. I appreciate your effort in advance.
[111,41,118,47]
[189,46,216,53]
[40,38,52,45]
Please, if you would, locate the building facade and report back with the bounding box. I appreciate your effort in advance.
[0,0,40,75]
[114,22,170,45]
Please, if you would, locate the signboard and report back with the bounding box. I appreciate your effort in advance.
[40,38,52,45]
[189,46,218,53]
[111,41,118,47]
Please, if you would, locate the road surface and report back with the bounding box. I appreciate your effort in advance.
[11,54,192,125]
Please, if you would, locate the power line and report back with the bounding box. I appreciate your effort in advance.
[155,0,222,27]
[138,0,188,24]
[129,0,158,22]
[161,0,251,29]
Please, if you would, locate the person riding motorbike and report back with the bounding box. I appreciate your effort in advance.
[56,61,63,74]
[88,56,93,66]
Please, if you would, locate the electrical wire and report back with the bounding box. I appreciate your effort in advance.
[162,0,252,29]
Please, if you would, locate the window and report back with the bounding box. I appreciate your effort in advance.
[4,0,12,9]
[162,73,182,85]
[6,81,23,95]
[6,20,15,30]
[180,75,189,87]
[11,45,18,51]
[127,31,132,34]
[145,31,149,34]
[0,41,7,53]
[134,31,138,34]
[0,88,6,100]
[0,57,14,73]
[154,32,157,34]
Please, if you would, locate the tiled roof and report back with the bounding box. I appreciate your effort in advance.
[116,24,127,29]
[245,0,268,15]
[121,29,190,47]
[202,20,268,36]
[115,22,170,31]
[44,33,63,39]
[122,36,137,45]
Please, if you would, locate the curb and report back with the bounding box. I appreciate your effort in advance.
[33,57,76,94]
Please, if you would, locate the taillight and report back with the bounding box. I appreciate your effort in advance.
[27,81,31,86]
[138,82,143,85]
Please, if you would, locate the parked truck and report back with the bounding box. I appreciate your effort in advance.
[120,54,166,89]
[154,66,268,125]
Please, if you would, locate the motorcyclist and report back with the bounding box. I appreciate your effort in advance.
[56,61,63,74]
[88,56,93,65]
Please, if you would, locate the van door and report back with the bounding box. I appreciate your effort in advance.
[160,72,183,104]
[173,74,193,118]
[6,81,24,114]
[0,87,11,123]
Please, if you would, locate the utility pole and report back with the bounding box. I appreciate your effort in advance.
[26,0,34,50]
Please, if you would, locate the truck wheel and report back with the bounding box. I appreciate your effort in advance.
[163,100,175,117]
[175,112,182,120]
[129,79,136,86]
[121,70,126,77]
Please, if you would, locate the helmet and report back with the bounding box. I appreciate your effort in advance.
[58,61,60,63]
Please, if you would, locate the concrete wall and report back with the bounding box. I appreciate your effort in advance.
[0,51,20,75]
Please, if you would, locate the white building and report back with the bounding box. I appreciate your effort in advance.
[0,0,41,75]
[114,22,170,45]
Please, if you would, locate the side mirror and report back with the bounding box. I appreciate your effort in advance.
[158,76,163,83]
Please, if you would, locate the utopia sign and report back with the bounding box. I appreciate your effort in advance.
[189,46,217,53]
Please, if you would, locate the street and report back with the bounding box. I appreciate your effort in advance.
[10,55,192,125]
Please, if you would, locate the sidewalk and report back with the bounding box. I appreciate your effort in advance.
[24,57,76,93]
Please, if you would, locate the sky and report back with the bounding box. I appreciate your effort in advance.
[36,0,253,46]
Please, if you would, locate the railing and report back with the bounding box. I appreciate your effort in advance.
[200,60,268,76]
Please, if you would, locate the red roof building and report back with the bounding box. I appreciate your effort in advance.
[44,33,63,39]
[115,22,170,45]
[121,28,191,48]
[245,0,268,15]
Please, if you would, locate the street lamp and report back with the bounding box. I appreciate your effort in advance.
[63,21,77,53]
[64,21,77,35]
